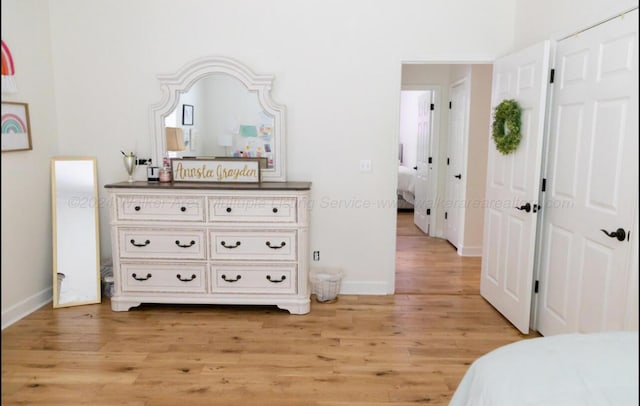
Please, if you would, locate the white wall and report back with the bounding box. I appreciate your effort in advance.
[462,65,492,255]
[513,0,639,47]
[3,0,630,325]
[44,0,517,296]
[1,0,59,328]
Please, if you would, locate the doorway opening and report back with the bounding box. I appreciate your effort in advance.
[395,62,493,294]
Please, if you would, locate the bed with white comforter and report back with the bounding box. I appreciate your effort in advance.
[397,165,416,206]
[450,331,639,406]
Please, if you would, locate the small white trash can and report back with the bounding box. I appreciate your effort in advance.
[310,267,345,303]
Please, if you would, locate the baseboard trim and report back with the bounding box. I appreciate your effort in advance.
[340,280,392,295]
[459,245,482,257]
[2,287,52,330]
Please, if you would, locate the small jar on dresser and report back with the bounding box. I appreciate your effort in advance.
[104,181,312,314]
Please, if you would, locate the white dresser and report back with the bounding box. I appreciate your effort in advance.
[105,181,312,314]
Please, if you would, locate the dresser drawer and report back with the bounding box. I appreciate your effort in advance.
[209,197,296,223]
[116,195,205,222]
[209,230,297,260]
[118,228,206,259]
[120,263,207,293]
[211,264,296,294]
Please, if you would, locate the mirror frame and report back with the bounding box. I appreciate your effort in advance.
[149,56,287,182]
[51,157,101,308]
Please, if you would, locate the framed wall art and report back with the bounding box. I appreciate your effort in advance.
[182,104,194,126]
[1,101,32,152]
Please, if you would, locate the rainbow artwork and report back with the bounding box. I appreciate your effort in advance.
[1,40,17,94]
[1,113,27,134]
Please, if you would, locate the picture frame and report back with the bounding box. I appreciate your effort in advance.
[1,102,32,152]
[171,157,261,183]
[182,104,194,126]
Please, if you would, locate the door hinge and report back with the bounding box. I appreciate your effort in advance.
[426,209,431,215]
[430,103,435,111]
[428,157,432,164]
[449,101,452,109]
[444,212,448,220]
[534,280,539,293]
[541,178,547,192]
[550,69,555,84]
[447,157,450,165]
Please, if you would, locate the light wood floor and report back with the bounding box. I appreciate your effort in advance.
[2,212,535,405]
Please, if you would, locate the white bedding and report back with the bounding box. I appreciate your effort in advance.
[398,165,416,204]
[450,331,639,406]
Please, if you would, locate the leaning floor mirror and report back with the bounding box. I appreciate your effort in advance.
[51,157,101,308]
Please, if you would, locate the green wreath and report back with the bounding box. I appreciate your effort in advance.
[492,99,522,155]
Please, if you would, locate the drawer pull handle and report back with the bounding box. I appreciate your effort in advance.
[130,239,151,247]
[221,241,241,249]
[221,274,242,283]
[132,273,152,281]
[180,206,187,212]
[134,206,141,211]
[266,241,286,249]
[176,274,197,282]
[266,275,287,283]
[272,207,278,213]
[226,207,232,213]
[175,240,196,248]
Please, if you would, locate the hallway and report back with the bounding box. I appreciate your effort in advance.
[396,212,481,295]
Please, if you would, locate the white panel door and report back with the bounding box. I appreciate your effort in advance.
[480,41,551,334]
[444,79,469,249]
[414,91,433,234]
[536,10,638,336]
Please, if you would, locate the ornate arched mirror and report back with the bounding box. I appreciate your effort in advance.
[149,57,287,182]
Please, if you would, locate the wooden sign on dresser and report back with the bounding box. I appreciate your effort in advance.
[104,181,312,314]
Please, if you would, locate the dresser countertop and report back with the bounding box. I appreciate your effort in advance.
[104,181,312,191]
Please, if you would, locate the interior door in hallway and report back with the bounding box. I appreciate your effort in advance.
[444,79,468,249]
[480,41,551,334]
[536,9,639,336]
[414,91,434,234]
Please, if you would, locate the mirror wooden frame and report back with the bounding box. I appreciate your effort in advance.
[149,56,287,182]
[51,157,101,308]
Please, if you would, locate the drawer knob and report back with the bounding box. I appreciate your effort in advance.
[220,241,241,249]
[130,239,151,247]
[176,274,197,282]
[131,273,152,281]
[221,274,242,283]
[266,275,287,283]
[134,206,141,211]
[272,207,278,213]
[175,240,196,248]
[226,207,232,213]
[180,206,187,212]
[266,241,286,249]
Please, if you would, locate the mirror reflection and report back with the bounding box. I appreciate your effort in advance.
[51,157,101,308]
[150,56,286,181]
[164,74,276,168]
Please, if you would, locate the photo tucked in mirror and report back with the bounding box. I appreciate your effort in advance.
[51,157,101,308]
[164,74,276,168]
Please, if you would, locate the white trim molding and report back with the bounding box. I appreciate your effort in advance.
[2,287,52,330]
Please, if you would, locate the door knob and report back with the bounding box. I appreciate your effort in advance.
[600,228,627,242]
[454,174,462,179]
[516,203,531,213]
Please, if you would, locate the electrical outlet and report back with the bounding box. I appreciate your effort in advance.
[313,251,320,261]
[359,159,372,172]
